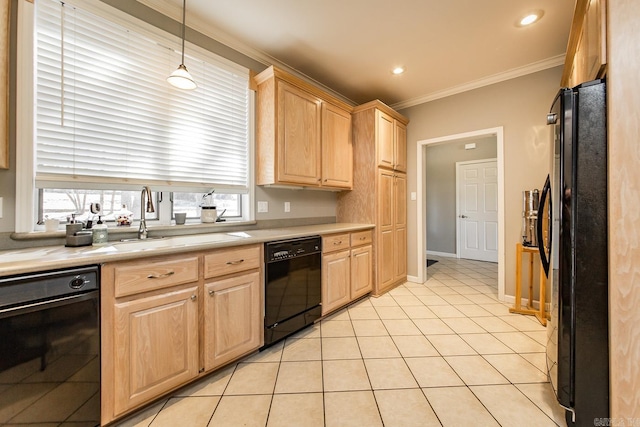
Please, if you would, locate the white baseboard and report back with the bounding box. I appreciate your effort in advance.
[503,294,551,312]
[426,250,457,258]
[407,275,420,283]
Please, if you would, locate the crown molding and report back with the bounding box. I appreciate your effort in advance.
[391,54,566,111]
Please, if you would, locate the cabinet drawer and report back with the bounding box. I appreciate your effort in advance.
[204,244,261,278]
[113,256,199,298]
[322,233,350,253]
[350,230,373,247]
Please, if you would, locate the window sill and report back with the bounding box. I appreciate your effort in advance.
[11,220,257,242]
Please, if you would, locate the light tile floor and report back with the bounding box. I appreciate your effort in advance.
[116,256,565,427]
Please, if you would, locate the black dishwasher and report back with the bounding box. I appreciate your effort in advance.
[263,236,322,348]
[0,266,100,426]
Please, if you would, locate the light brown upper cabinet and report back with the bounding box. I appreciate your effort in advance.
[376,110,407,173]
[255,66,353,190]
[562,0,607,87]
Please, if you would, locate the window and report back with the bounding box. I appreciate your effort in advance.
[173,192,241,220]
[17,0,253,231]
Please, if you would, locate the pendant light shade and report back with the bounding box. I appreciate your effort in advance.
[167,0,197,90]
[167,64,197,90]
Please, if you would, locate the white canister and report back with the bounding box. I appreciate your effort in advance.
[201,206,217,223]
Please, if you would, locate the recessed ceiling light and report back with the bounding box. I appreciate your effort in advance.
[392,67,405,75]
[518,10,544,26]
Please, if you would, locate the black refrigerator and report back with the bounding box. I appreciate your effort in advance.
[538,79,609,426]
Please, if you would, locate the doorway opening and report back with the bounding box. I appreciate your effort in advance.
[415,127,505,301]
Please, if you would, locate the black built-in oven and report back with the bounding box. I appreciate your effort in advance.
[263,236,322,348]
[0,266,100,426]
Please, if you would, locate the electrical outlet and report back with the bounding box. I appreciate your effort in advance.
[284,202,290,213]
[410,192,417,201]
[257,201,268,213]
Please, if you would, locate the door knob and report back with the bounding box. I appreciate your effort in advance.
[459,215,468,218]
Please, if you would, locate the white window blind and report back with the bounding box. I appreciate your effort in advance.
[34,0,250,191]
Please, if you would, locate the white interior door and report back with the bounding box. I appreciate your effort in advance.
[457,159,499,262]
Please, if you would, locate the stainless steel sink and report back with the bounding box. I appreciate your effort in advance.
[110,232,247,251]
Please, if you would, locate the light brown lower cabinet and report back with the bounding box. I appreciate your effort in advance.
[351,244,373,300]
[101,244,263,425]
[322,249,352,314]
[204,270,262,371]
[322,230,373,315]
[113,285,199,415]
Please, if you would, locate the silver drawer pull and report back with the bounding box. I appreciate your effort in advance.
[226,259,245,265]
[191,294,197,301]
[147,271,175,279]
[333,241,342,245]
[208,290,215,296]
[360,237,367,240]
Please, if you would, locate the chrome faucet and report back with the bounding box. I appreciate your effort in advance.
[138,186,155,239]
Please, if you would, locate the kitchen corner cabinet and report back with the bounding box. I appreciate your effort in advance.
[563,0,607,87]
[336,100,409,296]
[101,244,263,425]
[255,66,353,190]
[322,230,373,315]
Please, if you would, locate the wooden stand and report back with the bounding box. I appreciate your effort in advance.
[509,243,547,326]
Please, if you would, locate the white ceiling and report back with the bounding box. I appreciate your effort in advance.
[140,0,575,108]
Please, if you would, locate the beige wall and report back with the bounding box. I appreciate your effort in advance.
[400,66,562,298]
[426,136,497,254]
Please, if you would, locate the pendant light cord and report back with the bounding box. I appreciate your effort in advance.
[180,0,187,65]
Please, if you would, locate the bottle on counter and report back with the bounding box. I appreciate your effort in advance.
[92,216,108,244]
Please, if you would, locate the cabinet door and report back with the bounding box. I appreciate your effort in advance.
[351,245,373,299]
[322,249,351,315]
[378,169,394,228]
[394,173,407,228]
[376,110,395,169]
[204,271,262,371]
[394,121,407,172]
[277,81,322,186]
[377,169,395,291]
[322,103,353,189]
[393,173,407,282]
[393,226,407,282]
[378,228,395,290]
[113,286,198,415]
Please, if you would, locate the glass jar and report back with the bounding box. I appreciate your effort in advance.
[116,204,133,226]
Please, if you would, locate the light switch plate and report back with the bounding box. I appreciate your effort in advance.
[410,192,417,201]
[257,201,268,213]
[284,202,290,212]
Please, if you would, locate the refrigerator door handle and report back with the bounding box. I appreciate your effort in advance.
[537,174,551,277]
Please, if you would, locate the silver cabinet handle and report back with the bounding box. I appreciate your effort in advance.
[147,271,175,279]
[191,294,197,301]
[360,237,367,240]
[333,241,342,245]
[208,290,215,296]
[459,215,468,218]
[226,259,245,265]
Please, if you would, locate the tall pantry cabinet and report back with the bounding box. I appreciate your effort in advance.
[337,100,409,296]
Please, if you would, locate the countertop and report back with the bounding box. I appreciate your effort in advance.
[0,223,374,277]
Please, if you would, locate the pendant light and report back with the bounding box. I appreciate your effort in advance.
[167,0,197,90]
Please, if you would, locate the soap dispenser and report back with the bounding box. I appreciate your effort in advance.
[92,216,108,244]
